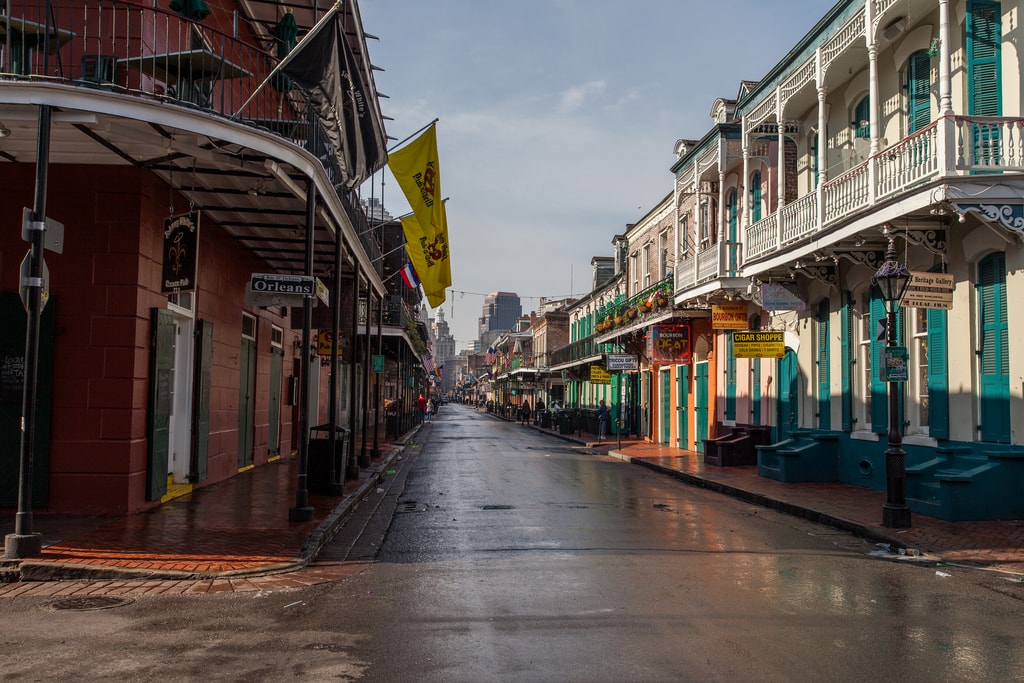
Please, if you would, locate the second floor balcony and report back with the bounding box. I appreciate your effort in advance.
[0,0,387,279]
[744,115,1023,266]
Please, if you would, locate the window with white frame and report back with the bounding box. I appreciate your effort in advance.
[167,290,195,315]
[630,253,639,294]
[857,299,872,431]
[679,212,690,256]
[659,230,670,279]
[642,243,652,289]
[699,201,710,245]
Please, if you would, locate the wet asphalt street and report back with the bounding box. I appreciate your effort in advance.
[2,403,1024,682]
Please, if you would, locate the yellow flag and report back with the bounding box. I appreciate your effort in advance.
[401,201,451,308]
[389,125,442,242]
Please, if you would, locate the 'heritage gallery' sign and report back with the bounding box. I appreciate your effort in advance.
[161,212,199,293]
[648,324,691,363]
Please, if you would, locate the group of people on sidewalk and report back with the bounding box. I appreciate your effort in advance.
[416,395,438,423]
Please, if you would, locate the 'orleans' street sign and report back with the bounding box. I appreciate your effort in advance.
[246,273,317,307]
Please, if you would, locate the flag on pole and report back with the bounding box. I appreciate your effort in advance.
[401,199,451,308]
[279,4,387,190]
[423,354,436,374]
[400,262,420,289]
[389,125,443,242]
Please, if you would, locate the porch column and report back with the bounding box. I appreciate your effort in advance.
[867,42,879,204]
[937,0,955,174]
[742,139,750,232]
[718,170,726,244]
[817,82,828,230]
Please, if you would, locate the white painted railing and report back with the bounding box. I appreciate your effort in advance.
[745,214,778,261]
[875,122,939,197]
[955,117,1024,170]
[822,163,870,224]
[779,193,818,247]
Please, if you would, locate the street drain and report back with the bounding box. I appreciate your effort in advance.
[481,505,515,510]
[397,501,426,513]
[51,596,133,611]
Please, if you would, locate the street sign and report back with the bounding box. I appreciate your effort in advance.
[590,365,611,384]
[250,273,316,295]
[246,274,317,308]
[881,346,908,382]
[605,353,638,371]
[372,354,385,373]
[23,208,64,254]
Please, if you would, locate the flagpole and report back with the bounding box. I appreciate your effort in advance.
[387,118,439,153]
[232,1,343,119]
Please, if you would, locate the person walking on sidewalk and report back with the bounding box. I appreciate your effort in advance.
[597,400,609,441]
[417,394,427,424]
[520,400,531,425]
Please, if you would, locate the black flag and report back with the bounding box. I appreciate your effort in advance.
[280,5,387,190]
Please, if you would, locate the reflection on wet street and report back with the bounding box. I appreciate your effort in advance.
[353,404,1024,682]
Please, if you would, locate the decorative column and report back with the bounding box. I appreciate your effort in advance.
[937,0,955,174]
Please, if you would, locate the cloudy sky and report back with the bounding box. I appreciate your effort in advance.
[358,0,828,350]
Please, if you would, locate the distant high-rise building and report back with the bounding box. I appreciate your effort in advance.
[478,291,521,347]
[430,309,456,393]
[360,197,393,222]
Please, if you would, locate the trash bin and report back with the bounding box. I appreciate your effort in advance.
[558,410,574,435]
[541,410,552,429]
[307,424,349,495]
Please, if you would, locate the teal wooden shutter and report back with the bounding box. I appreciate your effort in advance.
[677,364,690,446]
[751,359,761,425]
[817,299,831,430]
[727,189,739,272]
[751,314,762,426]
[978,252,1010,442]
[148,308,174,501]
[840,294,852,431]
[870,293,887,434]
[967,1,1002,167]
[725,333,736,421]
[750,172,762,223]
[967,1,1002,117]
[191,320,213,483]
[926,308,949,440]
[854,96,870,138]
[907,51,932,134]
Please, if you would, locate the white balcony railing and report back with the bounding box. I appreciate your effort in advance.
[955,116,1024,170]
[675,241,742,295]
[741,116,1024,263]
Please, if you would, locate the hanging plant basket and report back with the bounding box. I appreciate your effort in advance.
[626,308,637,320]
[614,315,624,326]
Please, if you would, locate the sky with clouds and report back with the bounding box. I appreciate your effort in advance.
[358,0,829,351]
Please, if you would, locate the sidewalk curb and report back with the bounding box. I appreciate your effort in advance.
[608,449,922,554]
[11,434,418,583]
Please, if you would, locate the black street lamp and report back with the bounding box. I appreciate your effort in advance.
[872,238,913,529]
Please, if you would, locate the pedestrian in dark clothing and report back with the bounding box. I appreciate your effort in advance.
[520,400,531,425]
